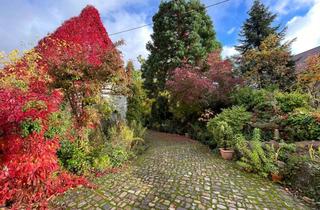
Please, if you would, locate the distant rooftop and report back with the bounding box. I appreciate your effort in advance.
[294,46,320,72]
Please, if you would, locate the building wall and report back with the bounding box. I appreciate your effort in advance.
[102,88,127,120]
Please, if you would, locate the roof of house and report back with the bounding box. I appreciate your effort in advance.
[294,46,320,72]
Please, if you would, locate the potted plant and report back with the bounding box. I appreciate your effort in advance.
[219,148,235,160]
[270,164,283,182]
[209,121,235,160]
[267,141,295,182]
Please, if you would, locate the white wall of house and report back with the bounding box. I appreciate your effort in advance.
[102,87,127,120]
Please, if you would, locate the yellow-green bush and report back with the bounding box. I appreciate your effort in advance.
[275,91,311,113]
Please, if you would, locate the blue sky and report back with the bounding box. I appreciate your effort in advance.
[0,0,320,67]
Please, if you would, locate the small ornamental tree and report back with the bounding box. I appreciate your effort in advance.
[34,6,127,126]
[298,54,320,107]
[206,51,239,107]
[142,0,221,98]
[167,50,237,119]
[126,61,151,125]
[241,34,296,90]
[167,64,213,120]
[167,64,213,106]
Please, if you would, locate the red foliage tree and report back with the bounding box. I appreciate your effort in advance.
[36,5,114,67]
[0,5,120,208]
[206,51,239,105]
[167,51,238,107]
[34,6,126,125]
[0,70,87,208]
[166,64,213,105]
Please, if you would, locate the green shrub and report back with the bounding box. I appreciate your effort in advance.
[267,141,296,163]
[275,91,310,113]
[236,129,275,177]
[284,156,320,203]
[231,87,267,110]
[252,91,278,121]
[92,154,111,172]
[190,123,213,147]
[207,106,252,134]
[207,121,234,149]
[129,120,147,139]
[107,146,130,167]
[98,99,113,119]
[57,140,91,175]
[108,122,144,151]
[45,110,72,139]
[58,138,114,174]
[282,110,320,141]
[20,118,42,137]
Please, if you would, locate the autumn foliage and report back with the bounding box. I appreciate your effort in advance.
[36,6,126,125]
[0,52,88,208]
[167,51,237,107]
[36,5,114,67]
[298,54,320,107]
[0,5,120,208]
[167,64,213,104]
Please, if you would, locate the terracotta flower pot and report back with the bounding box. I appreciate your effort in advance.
[219,148,234,160]
[271,173,283,182]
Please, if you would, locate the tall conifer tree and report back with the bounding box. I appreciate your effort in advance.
[236,0,283,55]
[236,0,295,89]
[142,0,220,97]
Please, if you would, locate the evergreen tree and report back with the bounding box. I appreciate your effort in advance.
[241,34,296,90]
[236,0,283,55]
[126,61,151,125]
[142,0,220,98]
[236,0,295,89]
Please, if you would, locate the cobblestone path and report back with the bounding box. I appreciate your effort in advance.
[53,131,311,210]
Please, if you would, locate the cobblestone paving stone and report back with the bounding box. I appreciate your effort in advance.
[52,131,313,210]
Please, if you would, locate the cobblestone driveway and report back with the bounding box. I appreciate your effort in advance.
[53,131,311,210]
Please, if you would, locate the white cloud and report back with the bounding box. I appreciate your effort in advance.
[105,12,152,67]
[222,46,238,58]
[272,0,317,15]
[286,0,320,54]
[227,27,236,35]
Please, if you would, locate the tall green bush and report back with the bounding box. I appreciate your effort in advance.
[126,64,151,125]
[107,146,130,167]
[207,106,252,133]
